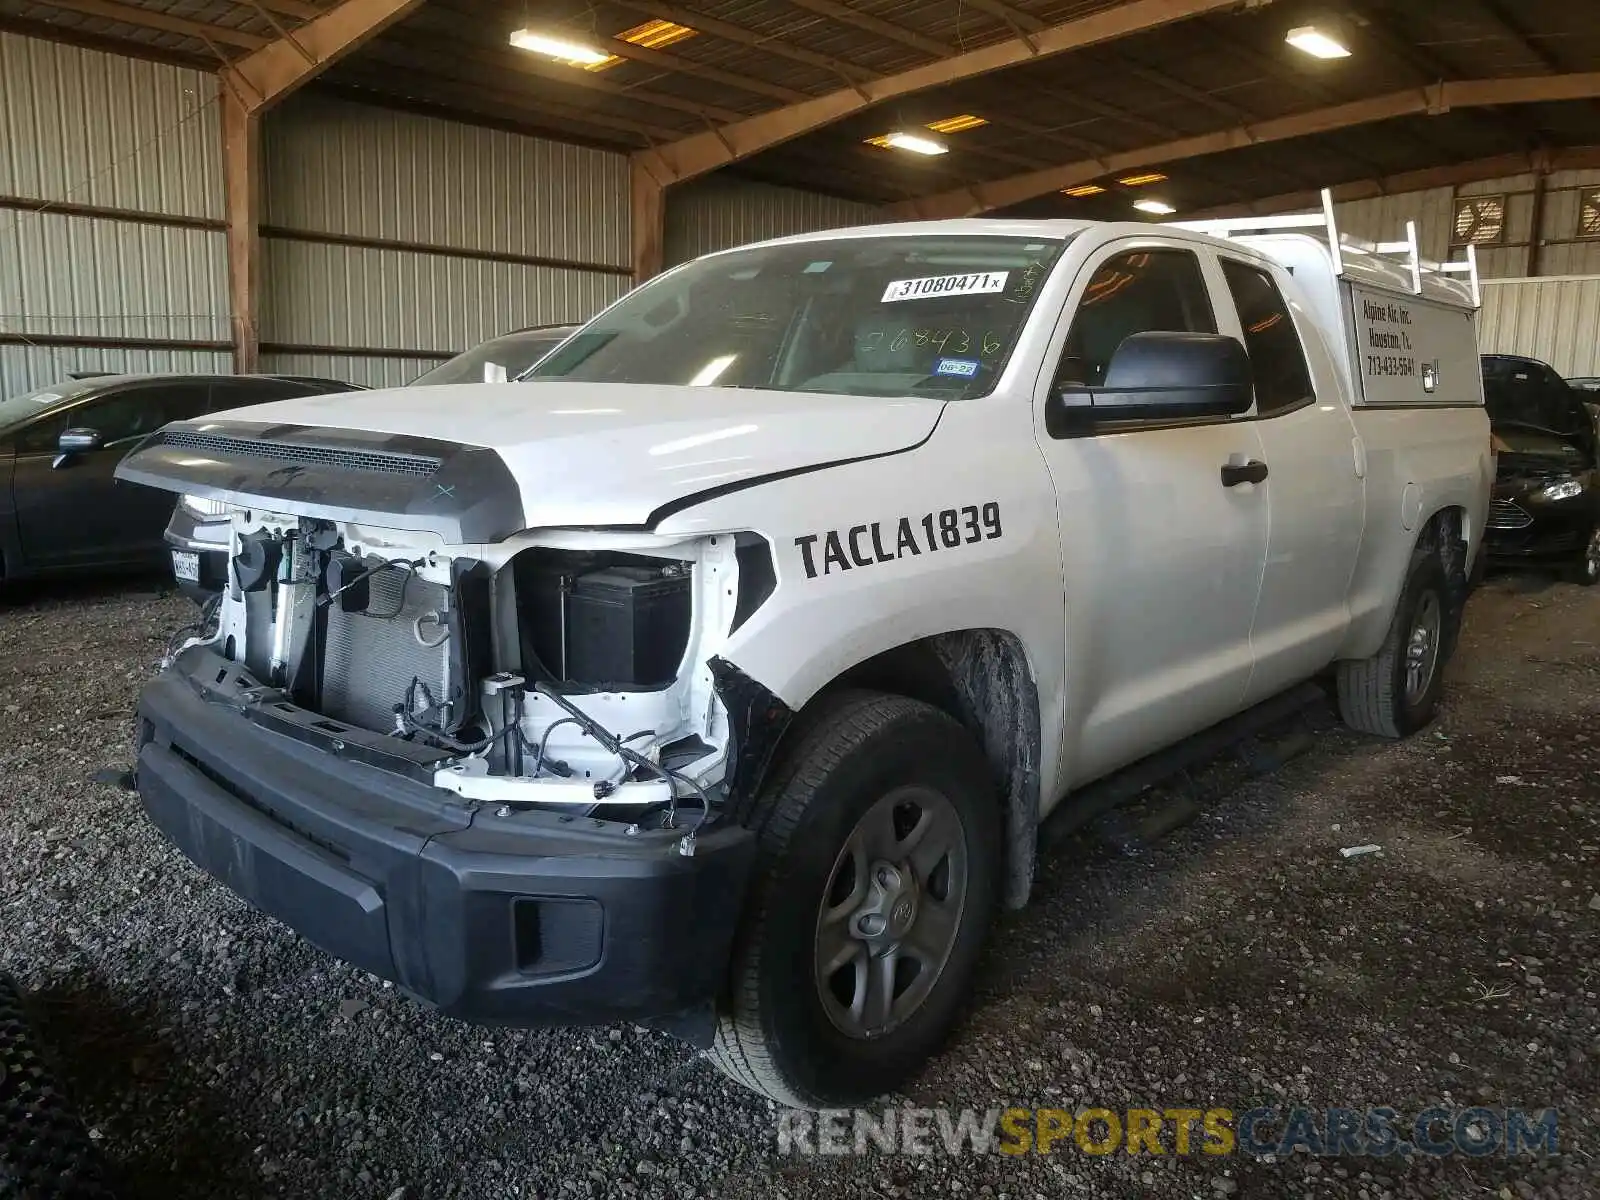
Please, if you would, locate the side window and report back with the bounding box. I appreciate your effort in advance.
[160,381,220,421]
[16,385,181,453]
[14,413,71,455]
[75,388,172,444]
[206,379,310,414]
[1055,249,1216,388]
[1220,260,1314,417]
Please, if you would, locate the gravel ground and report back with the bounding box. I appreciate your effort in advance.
[1,570,1597,1200]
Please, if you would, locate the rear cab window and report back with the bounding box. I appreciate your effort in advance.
[1219,259,1315,416]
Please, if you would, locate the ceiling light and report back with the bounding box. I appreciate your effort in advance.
[926,114,988,134]
[1286,25,1351,58]
[1061,184,1106,197]
[615,18,697,49]
[1117,172,1168,186]
[882,131,948,156]
[1134,198,1177,215]
[509,29,614,67]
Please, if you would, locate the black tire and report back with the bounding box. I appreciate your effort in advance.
[1568,525,1600,587]
[0,976,114,1199]
[1337,544,1451,738]
[709,690,1000,1109]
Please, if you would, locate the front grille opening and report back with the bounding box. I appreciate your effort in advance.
[159,429,441,478]
[510,548,692,692]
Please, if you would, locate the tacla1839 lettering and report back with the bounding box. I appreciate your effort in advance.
[795,503,1003,580]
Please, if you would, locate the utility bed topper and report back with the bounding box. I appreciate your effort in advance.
[1175,189,1483,410]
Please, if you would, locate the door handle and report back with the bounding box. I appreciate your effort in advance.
[1221,460,1269,487]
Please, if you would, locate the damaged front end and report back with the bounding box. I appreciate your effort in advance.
[193,509,757,855]
[119,423,785,1035]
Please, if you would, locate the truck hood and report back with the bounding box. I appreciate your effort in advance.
[117,381,943,540]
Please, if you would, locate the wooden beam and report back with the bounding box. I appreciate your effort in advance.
[222,0,422,111]
[1181,147,1600,220]
[1527,167,1549,275]
[221,92,261,373]
[34,0,268,49]
[895,75,1600,219]
[631,157,666,283]
[636,0,1243,185]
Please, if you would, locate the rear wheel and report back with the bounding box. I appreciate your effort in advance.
[1337,544,1451,738]
[709,691,1000,1109]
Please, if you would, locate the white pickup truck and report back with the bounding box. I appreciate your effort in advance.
[117,196,1491,1109]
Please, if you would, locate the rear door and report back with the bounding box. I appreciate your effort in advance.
[1216,257,1365,704]
[14,380,213,569]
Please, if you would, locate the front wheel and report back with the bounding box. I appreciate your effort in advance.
[709,691,1000,1109]
[1337,544,1452,738]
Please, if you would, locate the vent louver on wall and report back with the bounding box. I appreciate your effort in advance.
[1579,189,1600,240]
[1452,195,1505,246]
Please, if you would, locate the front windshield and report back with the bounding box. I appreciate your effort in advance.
[0,378,104,430]
[529,234,1069,400]
[411,329,572,386]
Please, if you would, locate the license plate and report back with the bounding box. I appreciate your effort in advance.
[171,550,200,583]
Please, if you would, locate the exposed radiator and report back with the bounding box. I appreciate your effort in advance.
[321,570,453,732]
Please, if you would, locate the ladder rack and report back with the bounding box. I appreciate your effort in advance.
[1171,187,1481,307]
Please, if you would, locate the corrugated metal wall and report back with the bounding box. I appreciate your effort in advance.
[1326,171,1600,282]
[1536,169,1600,277]
[1334,187,1456,264]
[665,176,885,266]
[1479,276,1600,378]
[258,94,632,388]
[0,32,228,397]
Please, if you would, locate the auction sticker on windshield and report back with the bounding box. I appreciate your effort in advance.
[882,272,1009,303]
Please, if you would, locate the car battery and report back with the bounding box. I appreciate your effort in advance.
[564,565,691,688]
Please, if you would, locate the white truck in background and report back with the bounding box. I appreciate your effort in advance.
[116,192,1490,1109]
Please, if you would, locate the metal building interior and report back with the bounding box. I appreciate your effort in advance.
[4,0,1600,389]
[5,3,1600,1196]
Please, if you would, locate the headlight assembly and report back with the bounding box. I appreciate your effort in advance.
[1538,479,1585,502]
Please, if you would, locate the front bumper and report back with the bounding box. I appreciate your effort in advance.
[134,648,757,1033]
[162,505,229,602]
[1484,501,1597,564]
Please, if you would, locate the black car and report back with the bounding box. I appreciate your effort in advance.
[1481,354,1600,585]
[169,326,579,600]
[0,373,354,583]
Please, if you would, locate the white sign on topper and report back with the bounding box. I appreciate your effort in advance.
[881,271,1009,303]
[1347,283,1474,407]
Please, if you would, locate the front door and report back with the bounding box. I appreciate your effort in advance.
[1034,242,1271,788]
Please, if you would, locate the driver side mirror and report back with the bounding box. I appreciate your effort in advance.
[1046,331,1254,437]
[53,427,104,467]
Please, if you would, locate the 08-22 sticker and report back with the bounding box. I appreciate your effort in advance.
[794,502,1003,580]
